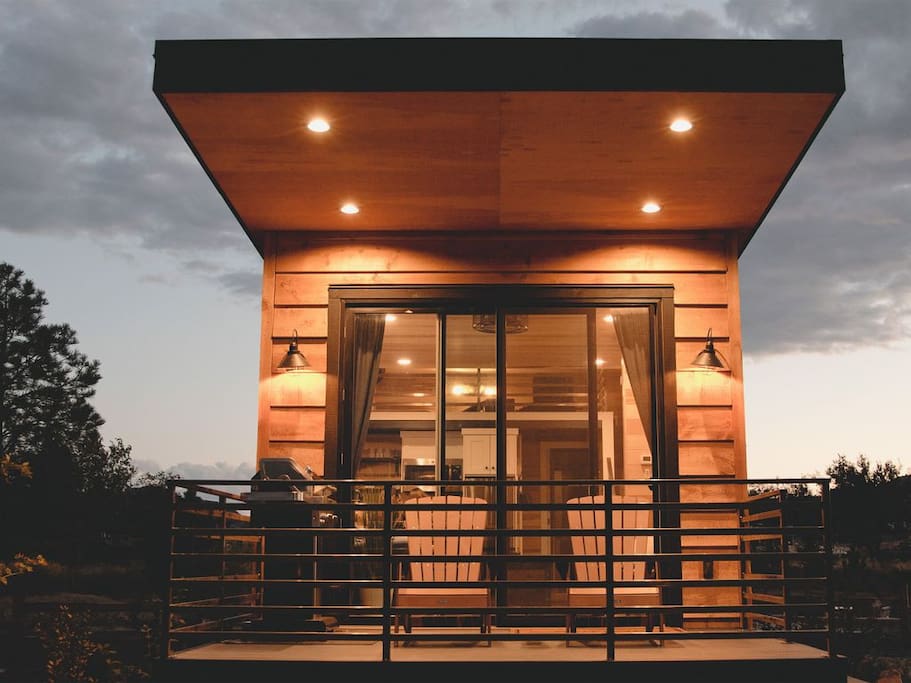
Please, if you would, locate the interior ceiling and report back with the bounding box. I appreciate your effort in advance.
[163,88,838,250]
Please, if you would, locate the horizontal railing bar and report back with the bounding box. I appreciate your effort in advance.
[167,628,830,644]
[168,577,826,589]
[171,477,830,487]
[169,526,824,537]
[169,550,826,562]
[172,500,822,515]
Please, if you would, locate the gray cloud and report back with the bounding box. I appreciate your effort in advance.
[574,8,731,38]
[134,457,254,481]
[572,0,911,355]
[1,0,907,356]
[0,1,254,286]
[723,0,911,354]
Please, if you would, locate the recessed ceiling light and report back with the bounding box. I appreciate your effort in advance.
[641,202,661,214]
[397,358,412,366]
[307,118,330,133]
[602,314,614,323]
[385,314,397,322]
[340,202,359,215]
[670,118,693,133]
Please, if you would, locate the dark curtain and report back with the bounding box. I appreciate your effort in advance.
[350,314,385,478]
[612,308,653,449]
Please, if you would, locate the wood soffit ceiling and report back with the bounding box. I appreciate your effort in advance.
[153,39,845,255]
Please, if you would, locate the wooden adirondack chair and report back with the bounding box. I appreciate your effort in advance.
[565,494,663,643]
[393,495,491,641]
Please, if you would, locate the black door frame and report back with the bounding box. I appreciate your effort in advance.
[326,284,678,482]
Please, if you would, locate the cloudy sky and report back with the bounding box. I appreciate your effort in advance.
[1,0,908,480]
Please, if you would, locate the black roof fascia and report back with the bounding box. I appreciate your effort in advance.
[153,37,845,95]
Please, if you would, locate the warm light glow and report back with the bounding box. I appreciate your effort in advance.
[670,118,693,133]
[602,314,614,323]
[340,202,360,215]
[397,358,412,366]
[482,386,497,397]
[385,314,397,322]
[641,202,661,214]
[307,118,330,133]
[412,392,426,398]
[452,384,469,396]
[595,358,605,367]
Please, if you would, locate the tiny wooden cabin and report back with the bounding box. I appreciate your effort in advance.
[154,37,844,630]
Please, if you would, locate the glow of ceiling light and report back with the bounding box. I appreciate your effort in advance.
[595,358,605,367]
[307,118,330,133]
[452,384,469,396]
[412,392,426,398]
[385,314,397,322]
[602,314,614,323]
[482,386,497,397]
[397,358,412,366]
[641,202,661,214]
[340,202,359,215]
[669,118,693,133]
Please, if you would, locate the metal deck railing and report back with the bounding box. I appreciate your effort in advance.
[163,477,833,662]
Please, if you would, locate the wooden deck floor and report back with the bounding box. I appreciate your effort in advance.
[171,625,831,662]
[159,626,854,683]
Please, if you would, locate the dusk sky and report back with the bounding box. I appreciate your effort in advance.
[1,0,908,481]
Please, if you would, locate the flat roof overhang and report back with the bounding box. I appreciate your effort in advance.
[152,38,845,256]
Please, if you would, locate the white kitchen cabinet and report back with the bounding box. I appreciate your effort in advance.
[461,428,518,477]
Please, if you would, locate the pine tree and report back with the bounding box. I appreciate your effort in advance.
[0,262,132,495]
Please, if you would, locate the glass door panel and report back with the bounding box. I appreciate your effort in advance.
[443,313,498,505]
[504,311,592,606]
[352,311,438,490]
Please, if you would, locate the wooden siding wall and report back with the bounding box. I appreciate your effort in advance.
[257,230,747,618]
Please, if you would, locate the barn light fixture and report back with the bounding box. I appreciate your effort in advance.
[278,329,310,372]
[690,328,727,370]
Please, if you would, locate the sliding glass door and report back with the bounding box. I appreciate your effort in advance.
[337,292,663,494]
[332,286,673,612]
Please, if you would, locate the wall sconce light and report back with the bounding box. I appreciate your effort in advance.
[690,328,727,370]
[278,329,310,372]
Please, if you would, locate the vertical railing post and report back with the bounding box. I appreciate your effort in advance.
[821,480,835,657]
[605,480,616,661]
[382,481,393,661]
[162,480,177,659]
[219,495,227,615]
[780,488,791,639]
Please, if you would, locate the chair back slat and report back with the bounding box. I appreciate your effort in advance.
[567,494,653,583]
[404,495,487,583]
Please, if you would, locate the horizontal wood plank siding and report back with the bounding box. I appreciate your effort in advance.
[257,229,748,620]
[274,271,729,306]
[274,234,728,273]
[678,442,736,476]
[268,408,326,442]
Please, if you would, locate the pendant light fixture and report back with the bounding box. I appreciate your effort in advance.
[690,328,727,370]
[278,329,310,372]
[471,313,529,334]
